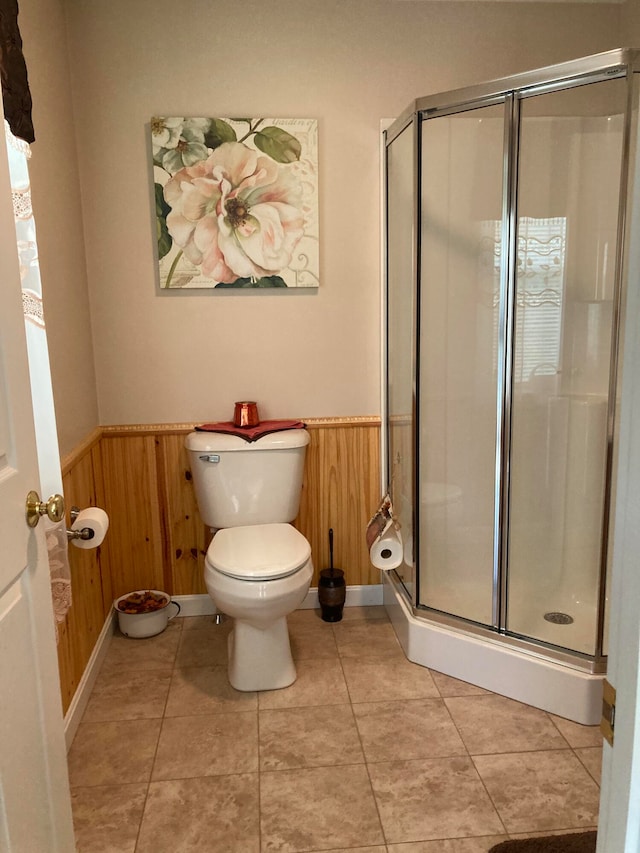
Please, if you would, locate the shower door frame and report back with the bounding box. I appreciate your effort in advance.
[383,47,640,673]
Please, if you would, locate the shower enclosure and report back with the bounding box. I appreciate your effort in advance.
[383,49,640,724]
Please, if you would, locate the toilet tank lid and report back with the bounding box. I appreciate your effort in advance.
[185,429,309,452]
[209,523,311,579]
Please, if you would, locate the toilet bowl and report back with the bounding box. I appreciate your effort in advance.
[205,522,313,691]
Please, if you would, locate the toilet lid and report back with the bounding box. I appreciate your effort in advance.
[208,523,311,580]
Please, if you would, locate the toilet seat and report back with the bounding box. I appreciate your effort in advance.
[208,523,311,581]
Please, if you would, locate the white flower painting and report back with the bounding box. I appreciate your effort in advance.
[151,117,319,289]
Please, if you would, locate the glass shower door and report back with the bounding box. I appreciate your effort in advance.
[418,104,505,625]
[386,123,416,594]
[507,79,626,654]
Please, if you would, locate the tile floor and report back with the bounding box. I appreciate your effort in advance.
[68,606,602,852]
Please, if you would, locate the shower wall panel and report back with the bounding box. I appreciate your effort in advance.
[507,80,625,653]
[418,106,504,626]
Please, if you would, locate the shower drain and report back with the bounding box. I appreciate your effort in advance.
[544,611,574,625]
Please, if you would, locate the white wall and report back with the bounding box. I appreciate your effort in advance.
[17,0,627,438]
[58,0,622,427]
[17,0,98,456]
[622,0,640,44]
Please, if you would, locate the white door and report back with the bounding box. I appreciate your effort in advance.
[0,125,75,849]
[596,123,640,853]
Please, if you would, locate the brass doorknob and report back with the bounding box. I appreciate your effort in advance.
[25,490,65,528]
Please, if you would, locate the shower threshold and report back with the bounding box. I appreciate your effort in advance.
[383,571,604,725]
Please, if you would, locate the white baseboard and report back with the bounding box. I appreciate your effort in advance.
[63,609,116,751]
[173,585,383,616]
[171,594,217,617]
[300,584,383,609]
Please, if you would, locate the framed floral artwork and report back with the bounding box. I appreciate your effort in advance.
[151,117,319,289]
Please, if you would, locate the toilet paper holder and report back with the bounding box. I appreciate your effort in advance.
[66,506,95,541]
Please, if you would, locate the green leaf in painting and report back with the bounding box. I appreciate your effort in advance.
[157,219,172,260]
[214,278,252,288]
[155,183,172,259]
[255,275,288,288]
[214,276,288,289]
[204,119,237,150]
[155,182,170,217]
[253,127,301,163]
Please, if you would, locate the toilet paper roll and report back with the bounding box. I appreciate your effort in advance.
[369,521,403,571]
[71,507,109,549]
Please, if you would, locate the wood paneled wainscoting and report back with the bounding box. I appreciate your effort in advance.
[58,428,108,715]
[56,417,381,715]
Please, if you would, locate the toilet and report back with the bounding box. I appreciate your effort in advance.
[185,429,313,691]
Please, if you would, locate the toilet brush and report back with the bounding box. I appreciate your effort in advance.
[329,527,335,576]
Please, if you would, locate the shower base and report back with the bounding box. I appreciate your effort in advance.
[383,572,604,725]
[422,574,598,656]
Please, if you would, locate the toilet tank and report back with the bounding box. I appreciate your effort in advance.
[185,429,310,529]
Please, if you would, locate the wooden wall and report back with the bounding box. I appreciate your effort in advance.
[56,418,381,713]
[57,429,108,714]
[295,419,381,585]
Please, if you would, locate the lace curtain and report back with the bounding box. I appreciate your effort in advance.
[5,120,72,637]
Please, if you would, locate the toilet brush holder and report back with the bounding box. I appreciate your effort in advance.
[318,568,346,622]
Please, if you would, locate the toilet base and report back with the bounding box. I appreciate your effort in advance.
[228,616,296,692]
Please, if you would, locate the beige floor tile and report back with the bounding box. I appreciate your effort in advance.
[71,783,147,853]
[430,670,490,698]
[472,750,601,834]
[314,848,387,853]
[260,764,384,851]
[289,619,340,660]
[175,624,231,667]
[100,622,182,673]
[165,665,257,716]
[549,715,603,748]
[333,620,404,658]
[152,711,258,779]
[387,839,508,852]
[68,719,161,787]
[287,608,329,627]
[259,704,364,770]
[82,668,172,722]
[181,615,228,631]
[136,774,259,852]
[342,656,439,703]
[445,694,569,754]
[258,658,350,709]
[368,757,504,843]
[508,828,598,839]
[337,605,390,623]
[73,610,606,852]
[353,698,466,763]
[574,747,603,785]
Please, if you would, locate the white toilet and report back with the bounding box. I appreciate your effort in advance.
[185,429,313,691]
